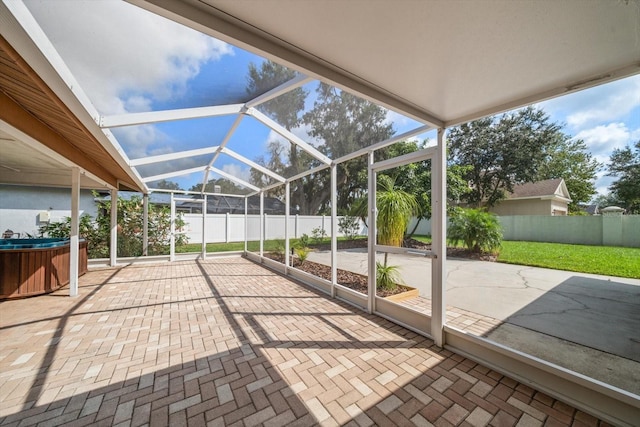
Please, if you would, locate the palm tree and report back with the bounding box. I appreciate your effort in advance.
[376,175,418,248]
[353,175,418,290]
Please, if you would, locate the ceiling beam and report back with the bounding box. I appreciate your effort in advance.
[142,166,206,182]
[245,73,313,109]
[201,113,244,189]
[208,166,259,192]
[220,147,285,182]
[130,146,220,166]
[333,125,433,165]
[99,104,245,128]
[248,108,331,165]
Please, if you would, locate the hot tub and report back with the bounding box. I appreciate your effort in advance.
[0,238,88,299]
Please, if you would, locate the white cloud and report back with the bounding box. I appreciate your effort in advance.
[574,123,634,160]
[25,0,234,115]
[539,75,640,131]
[221,163,251,183]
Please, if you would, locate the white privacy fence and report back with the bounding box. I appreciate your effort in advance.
[182,214,639,248]
[182,214,366,243]
[498,215,640,248]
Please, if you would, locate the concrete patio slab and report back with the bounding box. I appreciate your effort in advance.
[307,249,640,394]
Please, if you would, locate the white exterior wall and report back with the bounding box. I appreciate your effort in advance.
[0,185,99,238]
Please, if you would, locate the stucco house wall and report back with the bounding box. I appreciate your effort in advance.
[490,199,553,216]
[0,184,98,238]
[489,178,570,216]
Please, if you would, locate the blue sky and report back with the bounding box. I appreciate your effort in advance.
[25,0,640,197]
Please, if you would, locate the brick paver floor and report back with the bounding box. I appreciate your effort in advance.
[0,257,608,426]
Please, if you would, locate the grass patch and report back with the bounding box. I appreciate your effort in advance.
[498,241,640,279]
[176,236,366,254]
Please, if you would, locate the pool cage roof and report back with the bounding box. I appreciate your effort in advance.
[0,0,638,198]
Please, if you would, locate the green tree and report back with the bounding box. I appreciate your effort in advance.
[448,208,502,254]
[303,83,395,211]
[536,136,600,213]
[448,107,564,207]
[152,179,182,191]
[247,61,317,212]
[607,140,640,213]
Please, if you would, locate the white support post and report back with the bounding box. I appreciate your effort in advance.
[225,212,231,243]
[142,194,149,256]
[202,195,207,259]
[110,188,118,267]
[260,192,264,257]
[330,164,338,297]
[285,182,290,273]
[295,214,299,239]
[431,128,447,347]
[170,193,176,262]
[367,151,377,314]
[244,197,248,253]
[69,167,80,297]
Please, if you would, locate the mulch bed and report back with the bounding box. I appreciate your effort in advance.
[263,238,496,297]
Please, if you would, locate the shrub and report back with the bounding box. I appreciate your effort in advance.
[338,216,360,240]
[297,233,310,248]
[294,246,310,263]
[448,208,502,254]
[39,194,187,258]
[376,261,402,292]
[272,240,286,262]
[311,227,327,244]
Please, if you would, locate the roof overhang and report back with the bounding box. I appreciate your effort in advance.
[0,28,146,192]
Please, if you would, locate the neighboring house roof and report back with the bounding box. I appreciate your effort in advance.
[95,192,289,215]
[506,178,571,202]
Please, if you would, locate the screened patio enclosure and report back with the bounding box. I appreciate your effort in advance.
[1,0,639,424]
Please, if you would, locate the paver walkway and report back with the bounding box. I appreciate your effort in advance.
[0,258,607,426]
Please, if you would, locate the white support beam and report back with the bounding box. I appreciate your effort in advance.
[244,196,248,253]
[367,151,376,314]
[431,128,447,347]
[245,73,313,108]
[285,181,290,273]
[142,194,149,256]
[142,166,207,183]
[110,188,118,267]
[330,164,337,298]
[170,193,176,262]
[220,147,285,182]
[130,146,219,166]
[100,104,244,128]
[371,146,436,172]
[286,164,330,184]
[202,195,207,259]
[248,108,331,165]
[202,114,245,189]
[259,192,264,256]
[208,166,260,192]
[69,167,80,297]
[333,125,433,165]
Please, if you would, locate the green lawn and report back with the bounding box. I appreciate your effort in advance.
[497,241,640,279]
[177,236,639,279]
